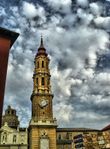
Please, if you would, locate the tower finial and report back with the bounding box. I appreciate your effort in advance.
[40,34,44,47]
[37,34,47,55]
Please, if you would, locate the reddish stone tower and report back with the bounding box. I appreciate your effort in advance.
[0,27,19,127]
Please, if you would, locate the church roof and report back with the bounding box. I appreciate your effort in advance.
[56,128,100,132]
[102,124,110,131]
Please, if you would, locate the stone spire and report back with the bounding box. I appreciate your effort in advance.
[37,36,47,56]
[40,35,44,48]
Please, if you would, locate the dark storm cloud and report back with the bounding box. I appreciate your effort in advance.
[1,0,110,128]
[0,0,21,7]
[96,52,110,70]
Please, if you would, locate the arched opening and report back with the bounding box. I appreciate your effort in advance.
[42,77,45,85]
[42,61,44,68]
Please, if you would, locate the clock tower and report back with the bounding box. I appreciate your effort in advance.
[29,37,57,149]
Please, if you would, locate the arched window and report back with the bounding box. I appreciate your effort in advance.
[2,132,7,142]
[42,61,44,68]
[42,77,45,85]
[13,135,16,143]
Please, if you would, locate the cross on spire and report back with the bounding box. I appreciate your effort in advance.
[40,34,44,48]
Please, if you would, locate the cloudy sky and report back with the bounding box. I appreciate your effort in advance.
[1,0,110,129]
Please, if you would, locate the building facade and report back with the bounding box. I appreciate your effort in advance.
[0,106,28,149]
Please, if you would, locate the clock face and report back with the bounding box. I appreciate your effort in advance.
[39,99,48,108]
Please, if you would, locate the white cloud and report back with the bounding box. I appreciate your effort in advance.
[96,72,110,85]
[54,103,74,125]
[77,0,89,7]
[44,0,71,7]
[22,1,46,23]
[90,2,103,16]
[22,2,37,18]
[94,16,110,30]
[43,0,72,13]
[82,68,94,78]
[52,67,74,97]
[77,8,93,25]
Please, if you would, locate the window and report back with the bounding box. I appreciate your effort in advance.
[2,133,7,142]
[42,77,45,85]
[12,110,14,115]
[66,132,69,139]
[21,135,24,144]
[2,135,4,142]
[58,134,61,140]
[13,135,16,143]
[42,61,44,68]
